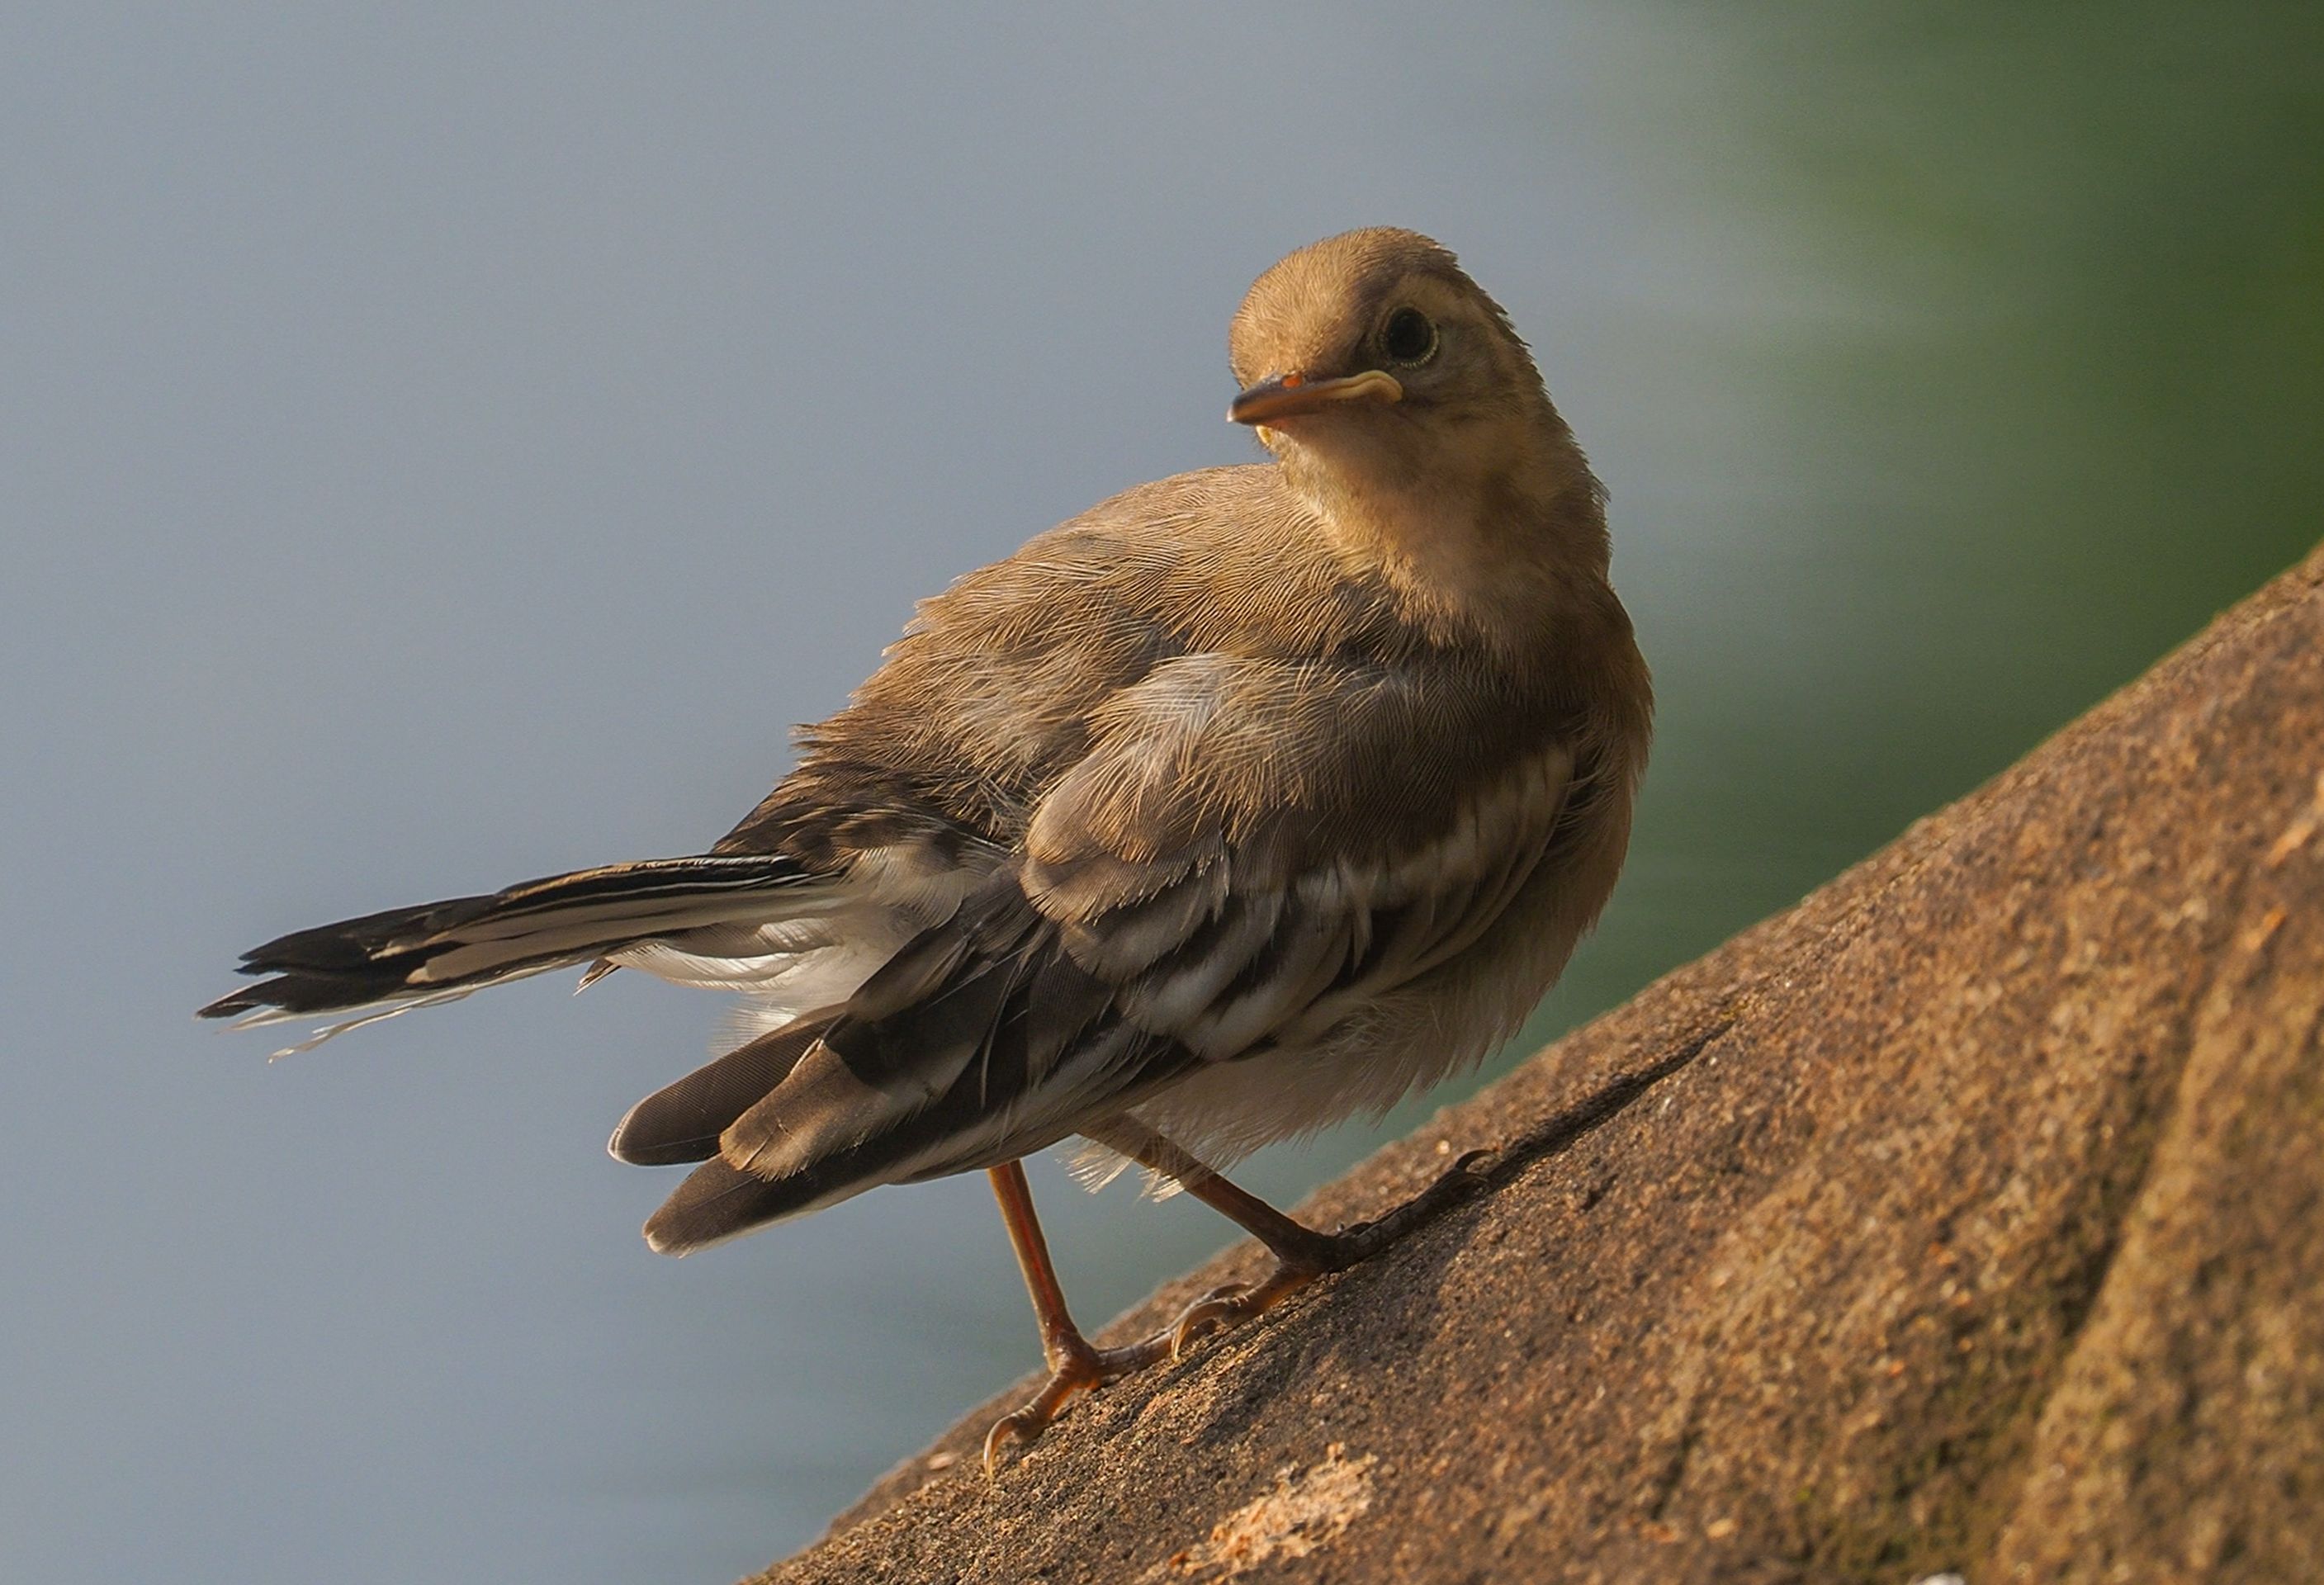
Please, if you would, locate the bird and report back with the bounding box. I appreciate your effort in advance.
[201,226,1652,1471]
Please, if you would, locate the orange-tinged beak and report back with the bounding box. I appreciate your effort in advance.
[1228,368,1404,426]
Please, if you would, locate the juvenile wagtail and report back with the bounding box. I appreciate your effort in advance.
[203,228,1651,1469]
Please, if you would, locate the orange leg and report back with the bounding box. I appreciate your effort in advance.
[1085,1119,1495,1356]
[982,1160,1168,1474]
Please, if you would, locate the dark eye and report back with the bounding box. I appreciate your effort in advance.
[1380,306,1437,365]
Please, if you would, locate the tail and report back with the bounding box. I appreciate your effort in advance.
[200,854,816,1048]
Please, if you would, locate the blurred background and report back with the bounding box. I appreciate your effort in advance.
[3,3,2317,1581]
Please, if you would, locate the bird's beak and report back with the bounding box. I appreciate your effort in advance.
[1228,368,1404,426]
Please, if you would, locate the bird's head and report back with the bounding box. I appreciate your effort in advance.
[1225,229,1605,637]
[1227,227,1544,444]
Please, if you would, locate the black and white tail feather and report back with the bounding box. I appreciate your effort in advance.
[199,854,822,1054]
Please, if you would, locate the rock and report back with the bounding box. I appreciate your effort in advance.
[758,546,2324,1585]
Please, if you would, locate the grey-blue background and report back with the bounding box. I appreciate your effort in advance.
[4,4,2316,1581]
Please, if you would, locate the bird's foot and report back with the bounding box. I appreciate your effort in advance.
[1167,1261,1326,1356]
[982,1331,1171,1475]
[1169,1147,1498,1357]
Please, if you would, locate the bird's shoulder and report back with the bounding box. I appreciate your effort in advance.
[911,464,1397,655]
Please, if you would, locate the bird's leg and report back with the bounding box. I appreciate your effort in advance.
[982,1160,1169,1474]
[1087,1119,1494,1357]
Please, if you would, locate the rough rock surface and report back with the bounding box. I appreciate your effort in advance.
[756,546,2324,1585]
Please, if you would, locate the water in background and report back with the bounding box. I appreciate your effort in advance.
[1,5,2316,1583]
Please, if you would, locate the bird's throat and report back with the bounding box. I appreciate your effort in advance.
[1280,430,1606,657]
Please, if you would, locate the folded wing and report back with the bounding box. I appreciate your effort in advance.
[641,650,1583,1250]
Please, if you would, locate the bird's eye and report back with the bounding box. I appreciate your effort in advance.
[1380,307,1437,365]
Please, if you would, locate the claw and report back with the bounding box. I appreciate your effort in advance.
[1168,1283,1250,1359]
[982,1391,1072,1477]
[1167,1261,1331,1358]
[981,1332,1170,1476]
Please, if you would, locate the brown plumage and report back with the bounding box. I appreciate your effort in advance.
[203,227,1650,1465]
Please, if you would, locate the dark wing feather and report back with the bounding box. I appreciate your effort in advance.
[698,882,1186,1197]
[608,1014,835,1166]
[642,1158,807,1253]
[642,923,1184,1252]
